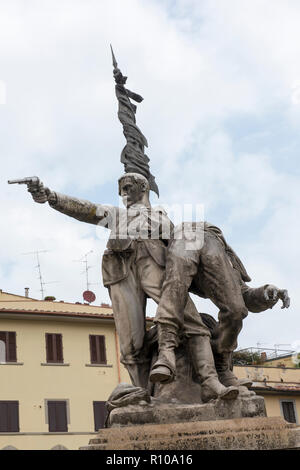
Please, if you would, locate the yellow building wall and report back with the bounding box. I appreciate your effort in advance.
[0,316,130,450]
[263,356,296,368]
[234,365,300,424]
[1,308,299,449]
[261,394,300,422]
[233,364,300,383]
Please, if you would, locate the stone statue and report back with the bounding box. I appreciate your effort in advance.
[10,50,240,404]
[8,49,290,416]
[23,173,239,403]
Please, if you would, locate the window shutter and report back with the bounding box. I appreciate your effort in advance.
[93,401,107,431]
[90,335,97,364]
[48,402,57,432]
[46,334,53,362]
[46,334,63,363]
[98,336,107,364]
[0,402,8,432]
[90,335,107,364]
[282,402,296,423]
[48,401,68,432]
[0,401,19,432]
[0,332,17,363]
[7,332,17,362]
[9,402,19,432]
[55,334,63,363]
[0,332,6,363]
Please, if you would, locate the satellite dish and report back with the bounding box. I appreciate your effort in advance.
[83,290,96,303]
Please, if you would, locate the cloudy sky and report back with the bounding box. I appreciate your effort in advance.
[0,0,299,351]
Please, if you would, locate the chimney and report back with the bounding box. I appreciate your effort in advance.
[24,287,29,298]
[260,352,267,362]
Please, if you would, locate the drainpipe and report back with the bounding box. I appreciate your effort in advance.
[114,328,121,384]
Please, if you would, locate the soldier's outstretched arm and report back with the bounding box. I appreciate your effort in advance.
[16,178,111,227]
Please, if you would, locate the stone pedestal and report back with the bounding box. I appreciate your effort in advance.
[82,416,299,450]
[108,395,266,427]
[81,394,300,450]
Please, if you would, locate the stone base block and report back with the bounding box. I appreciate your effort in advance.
[82,416,299,450]
[108,395,266,427]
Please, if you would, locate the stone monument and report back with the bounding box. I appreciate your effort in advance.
[9,48,297,450]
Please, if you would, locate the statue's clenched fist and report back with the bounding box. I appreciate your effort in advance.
[264,284,290,309]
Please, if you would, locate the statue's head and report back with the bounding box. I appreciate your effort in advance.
[118,173,150,208]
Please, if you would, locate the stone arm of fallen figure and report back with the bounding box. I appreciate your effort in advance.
[241,282,290,313]
[263,284,290,309]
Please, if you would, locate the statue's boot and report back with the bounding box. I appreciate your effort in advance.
[188,336,239,403]
[238,386,256,397]
[125,362,151,390]
[214,351,253,389]
[149,324,177,384]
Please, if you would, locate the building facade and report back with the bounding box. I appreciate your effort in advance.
[234,364,300,425]
[0,289,130,450]
[0,289,299,449]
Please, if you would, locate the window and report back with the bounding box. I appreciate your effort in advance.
[89,335,107,364]
[47,401,68,432]
[0,340,5,362]
[45,334,63,363]
[93,401,107,431]
[0,332,17,363]
[281,400,297,424]
[0,401,19,432]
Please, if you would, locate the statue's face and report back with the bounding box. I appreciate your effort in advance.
[119,179,143,208]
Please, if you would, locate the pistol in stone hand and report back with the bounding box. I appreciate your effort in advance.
[8,176,52,204]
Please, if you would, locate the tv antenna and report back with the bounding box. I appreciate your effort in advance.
[274,343,292,356]
[256,342,268,349]
[22,250,59,299]
[73,250,96,291]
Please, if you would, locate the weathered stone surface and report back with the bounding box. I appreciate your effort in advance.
[288,426,300,449]
[107,394,266,428]
[81,416,298,450]
[152,343,203,404]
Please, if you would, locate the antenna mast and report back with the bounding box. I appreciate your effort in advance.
[74,250,95,291]
[83,250,93,291]
[36,251,45,299]
[73,250,99,303]
[22,250,58,299]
